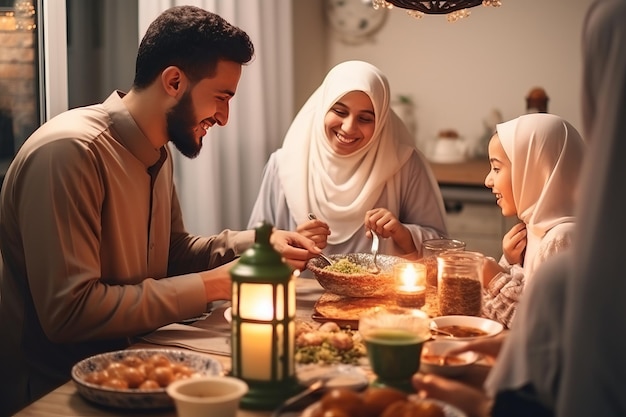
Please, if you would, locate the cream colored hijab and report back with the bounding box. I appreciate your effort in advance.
[495,113,585,273]
[277,60,414,244]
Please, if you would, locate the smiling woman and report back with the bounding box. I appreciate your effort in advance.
[247,60,447,260]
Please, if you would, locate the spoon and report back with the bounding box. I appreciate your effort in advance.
[368,230,381,274]
[429,321,455,338]
[307,213,334,266]
[271,379,326,417]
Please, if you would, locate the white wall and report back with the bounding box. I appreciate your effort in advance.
[295,0,595,154]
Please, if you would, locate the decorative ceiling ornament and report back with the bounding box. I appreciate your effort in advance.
[370,0,502,22]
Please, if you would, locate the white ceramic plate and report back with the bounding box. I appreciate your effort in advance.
[296,363,369,391]
[224,306,232,323]
[71,348,223,409]
[431,315,503,341]
[301,396,467,417]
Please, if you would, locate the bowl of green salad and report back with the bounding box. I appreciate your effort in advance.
[306,253,404,298]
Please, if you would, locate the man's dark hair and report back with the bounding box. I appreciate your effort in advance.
[133,6,254,89]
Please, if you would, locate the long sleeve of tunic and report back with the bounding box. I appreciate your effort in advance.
[247,149,448,256]
[0,91,253,409]
[481,223,575,328]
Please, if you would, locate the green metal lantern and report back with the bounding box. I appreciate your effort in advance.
[229,222,302,410]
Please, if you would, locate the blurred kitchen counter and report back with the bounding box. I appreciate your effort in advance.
[428,158,490,187]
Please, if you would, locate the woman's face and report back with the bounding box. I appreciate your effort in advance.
[323,91,376,155]
[485,133,516,216]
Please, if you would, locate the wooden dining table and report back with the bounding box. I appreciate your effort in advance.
[14,277,493,417]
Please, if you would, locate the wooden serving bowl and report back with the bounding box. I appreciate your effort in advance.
[306,253,404,298]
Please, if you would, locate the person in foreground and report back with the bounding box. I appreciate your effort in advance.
[0,6,319,415]
[247,60,447,259]
[479,113,585,328]
[413,0,626,415]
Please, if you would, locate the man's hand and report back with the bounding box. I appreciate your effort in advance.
[270,229,322,271]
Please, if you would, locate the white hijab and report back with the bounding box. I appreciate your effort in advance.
[277,60,414,244]
[559,0,626,415]
[495,113,584,274]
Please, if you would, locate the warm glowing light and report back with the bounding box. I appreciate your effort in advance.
[395,263,426,308]
[396,262,426,292]
[239,284,275,320]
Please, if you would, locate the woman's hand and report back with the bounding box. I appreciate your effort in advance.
[296,217,330,249]
[502,222,527,265]
[412,374,492,417]
[364,208,416,254]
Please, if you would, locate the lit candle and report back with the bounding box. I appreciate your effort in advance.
[239,283,280,380]
[394,262,426,308]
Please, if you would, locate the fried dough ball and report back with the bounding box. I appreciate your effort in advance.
[147,353,172,368]
[105,362,130,380]
[101,378,129,390]
[121,355,144,368]
[380,399,446,417]
[320,388,366,417]
[411,400,446,417]
[149,366,175,387]
[320,408,352,417]
[138,379,160,390]
[83,370,110,385]
[119,365,145,388]
[380,400,410,417]
[362,387,408,417]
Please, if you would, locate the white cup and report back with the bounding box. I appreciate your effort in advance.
[166,376,248,417]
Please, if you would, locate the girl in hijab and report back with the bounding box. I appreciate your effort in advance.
[248,60,447,258]
[481,113,585,328]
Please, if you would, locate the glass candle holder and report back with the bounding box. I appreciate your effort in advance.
[394,262,426,309]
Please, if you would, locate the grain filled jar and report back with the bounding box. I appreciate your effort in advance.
[437,251,484,316]
[422,239,465,313]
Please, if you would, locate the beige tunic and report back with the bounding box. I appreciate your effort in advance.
[0,91,252,413]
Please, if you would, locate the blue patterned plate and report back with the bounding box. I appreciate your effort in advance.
[71,348,223,409]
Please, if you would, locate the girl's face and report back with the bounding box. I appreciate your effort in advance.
[485,133,516,216]
[323,91,376,155]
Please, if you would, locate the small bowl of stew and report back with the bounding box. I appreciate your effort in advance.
[420,339,479,377]
[430,315,504,341]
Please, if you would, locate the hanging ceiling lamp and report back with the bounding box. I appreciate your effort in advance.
[370,0,502,22]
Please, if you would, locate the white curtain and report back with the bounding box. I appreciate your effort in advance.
[138,0,294,235]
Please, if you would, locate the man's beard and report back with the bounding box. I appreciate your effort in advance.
[167,90,202,159]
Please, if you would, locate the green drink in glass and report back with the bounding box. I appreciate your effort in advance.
[359,307,431,392]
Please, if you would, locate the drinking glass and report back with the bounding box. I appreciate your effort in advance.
[358,307,431,392]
